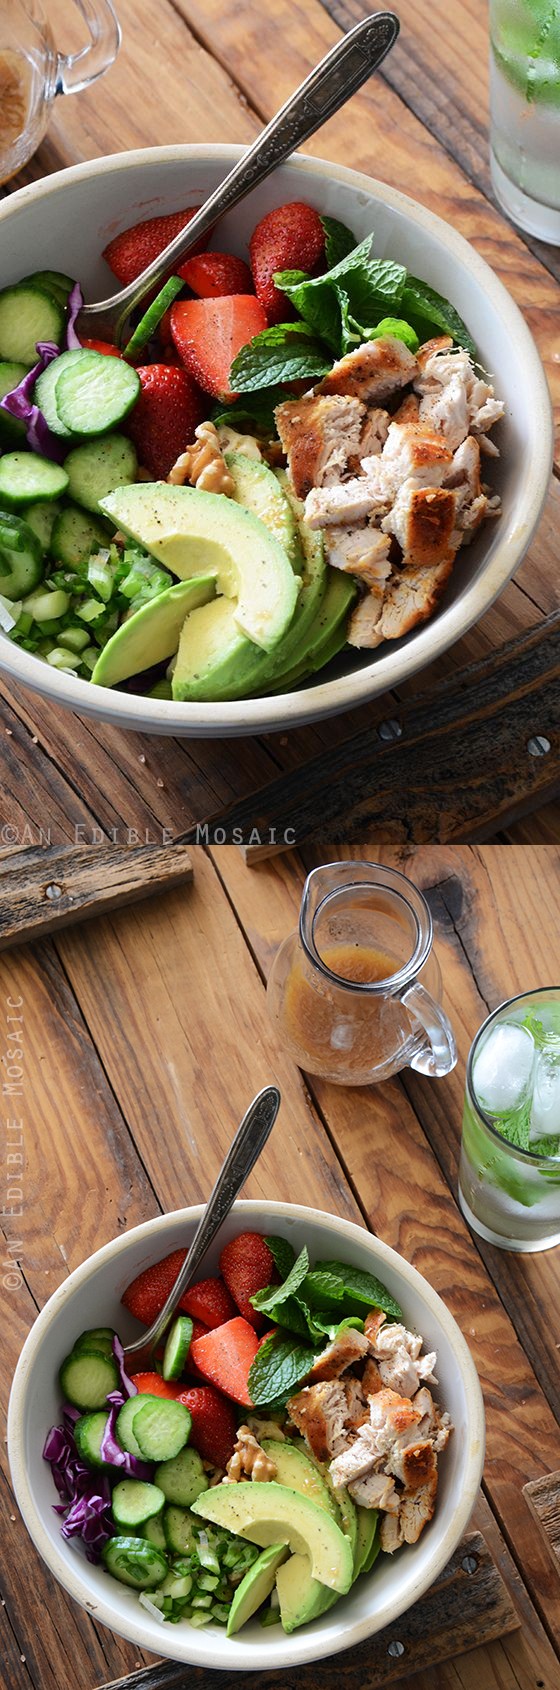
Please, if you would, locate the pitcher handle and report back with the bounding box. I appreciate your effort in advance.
[400,982,457,1078]
[54,0,120,97]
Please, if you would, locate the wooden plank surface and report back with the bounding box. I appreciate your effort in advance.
[523,1474,560,1569]
[0,844,193,949]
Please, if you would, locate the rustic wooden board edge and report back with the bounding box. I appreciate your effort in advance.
[95,1530,519,1690]
[0,843,193,950]
[523,1472,560,1567]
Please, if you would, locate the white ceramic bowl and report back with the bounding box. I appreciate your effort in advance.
[0,145,553,737]
[8,1199,484,1672]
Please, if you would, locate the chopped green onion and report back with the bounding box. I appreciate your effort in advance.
[77,597,107,623]
[46,647,82,671]
[58,626,91,653]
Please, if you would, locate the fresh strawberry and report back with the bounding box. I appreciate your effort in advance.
[176,1384,237,1467]
[179,251,253,299]
[179,1275,237,1329]
[125,363,205,480]
[129,1371,182,1399]
[250,201,325,324]
[103,208,203,287]
[169,295,267,401]
[190,1317,210,1343]
[80,338,122,357]
[219,1232,276,1331]
[189,1316,259,1406]
[122,1248,188,1326]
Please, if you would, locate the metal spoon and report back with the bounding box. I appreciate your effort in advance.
[122,1084,281,1370]
[78,11,400,346]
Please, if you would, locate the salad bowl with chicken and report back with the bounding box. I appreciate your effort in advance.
[0,145,551,736]
[9,1200,484,1671]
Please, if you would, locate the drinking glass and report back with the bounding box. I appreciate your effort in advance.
[0,0,120,186]
[267,861,457,1086]
[459,988,560,1253]
[489,0,560,241]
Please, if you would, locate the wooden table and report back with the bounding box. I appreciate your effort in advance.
[1,841,560,1689]
[0,0,559,846]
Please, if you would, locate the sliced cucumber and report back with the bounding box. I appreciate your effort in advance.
[0,452,69,508]
[123,276,184,361]
[116,1392,161,1460]
[54,350,140,438]
[74,1410,110,1469]
[0,361,28,447]
[143,1512,168,1552]
[0,513,44,600]
[133,1398,191,1463]
[102,1535,168,1589]
[51,503,111,568]
[59,1347,119,1410]
[155,1447,209,1508]
[64,434,137,514]
[72,1326,116,1357]
[25,500,62,552]
[112,1479,166,1529]
[162,1315,193,1382]
[25,270,74,309]
[34,356,74,439]
[0,284,65,366]
[163,1503,198,1556]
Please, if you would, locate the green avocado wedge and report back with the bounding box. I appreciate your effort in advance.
[91,575,216,687]
[226,1543,288,1636]
[99,483,298,652]
[191,1481,353,1593]
[171,592,271,703]
[261,1440,340,1523]
[225,451,303,575]
[276,1550,339,1632]
[353,1506,379,1578]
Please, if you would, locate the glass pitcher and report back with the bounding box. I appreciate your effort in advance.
[267,862,457,1085]
[0,0,120,186]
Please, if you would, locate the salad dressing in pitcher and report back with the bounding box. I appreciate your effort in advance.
[283,941,402,1076]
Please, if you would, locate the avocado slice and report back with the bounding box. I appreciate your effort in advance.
[191,1481,353,1594]
[226,1542,288,1636]
[171,592,276,703]
[276,1550,338,1632]
[361,1517,382,1576]
[261,1440,340,1522]
[225,452,303,575]
[91,575,216,687]
[262,572,357,695]
[353,1506,379,1578]
[100,483,297,652]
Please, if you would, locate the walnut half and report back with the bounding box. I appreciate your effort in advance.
[224,1425,277,1484]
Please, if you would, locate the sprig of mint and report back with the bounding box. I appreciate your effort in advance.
[229,322,330,391]
[400,276,476,358]
[247,1330,319,1407]
[320,214,358,269]
[211,388,285,435]
[251,1246,309,1315]
[265,1235,297,1280]
[314,1260,403,1321]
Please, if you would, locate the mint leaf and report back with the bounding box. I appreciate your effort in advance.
[302,1271,344,1309]
[311,1314,365,1342]
[321,215,358,269]
[230,323,330,391]
[211,387,285,435]
[265,1235,296,1280]
[314,1260,403,1321]
[275,1295,314,1339]
[400,277,476,357]
[364,316,419,353]
[248,1330,317,1406]
[251,1246,309,1315]
[275,236,374,350]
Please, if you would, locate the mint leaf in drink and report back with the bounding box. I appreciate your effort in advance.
[229,323,330,391]
[400,277,476,358]
[320,215,358,268]
[314,1260,403,1321]
[251,1246,309,1315]
[265,1235,297,1280]
[492,1098,532,1152]
[248,1330,318,1406]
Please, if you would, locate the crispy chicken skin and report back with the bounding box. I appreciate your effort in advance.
[315,336,418,403]
[274,393,364,500]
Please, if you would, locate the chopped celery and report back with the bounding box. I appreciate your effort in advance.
[212,1604,231,1623]
[14,610,32,636]
[80,647,100,673]
[191,1593,213,1610]
[196,1572,219,1592]
[87,551,117,602]
[187,1611,212,1628]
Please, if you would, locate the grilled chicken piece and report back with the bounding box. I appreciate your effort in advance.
[324,526,392,590]
[367,1387,424,1447]
[391,392,420,425]
[362,420,454,501]
[287,1380,349,1463]
[274,393,364,500]
[349,1470,400,1510]
[315,336,418,404]
[371,1324,438,1399]
[378,554,456,642]
[304,477,386,528]
[382,485,459,567]
[415,343,504,447]
[443,434,498,541]
[415,335,454,372]
[344,1376,370,1431]
[362,1357,383,1395]
[309,1326,370,1383]
[387,1438,437,1490]
[400,1469,438,1543]
[380,1512,405,1553]
[364,1309,387,1344]
[347,591,385,649]
[357,406,391,458]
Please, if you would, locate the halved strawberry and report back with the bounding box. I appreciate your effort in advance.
[179,1276,237,1329]
[179,251,252,299]
[122,1249,187,1326]
[189,1316,259,1406]
[219,1232,276,1331]
[103,208,203,287]
[125,363,205,480]
[80,338,122,357]
[176,1384,237,1467]
[129,1371,182,1399]
[250,201,325,324]
[169,294,267,400]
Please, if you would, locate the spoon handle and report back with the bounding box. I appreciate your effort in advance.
[80,12,399,338]
[124,1085,280,1359]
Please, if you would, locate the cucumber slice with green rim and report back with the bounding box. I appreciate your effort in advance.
[122,276,184,362]
[59,1347,119,1410]
[116,1392,161,1459]
[25,500,62,552]
[162,1315,193,1381]
[0,285,65,366]
[74,1410,110,1469]
[25,270,74,309]
[102,1535,168,1589]
[111,1479,166,1529]
[155,1447,209,1507]
[0,361,28,447]
[0,513,44,600]
[133,1398,191,1463]
[163,1504,198,1556]
[0,453,69,508]
[64,434,137,514]
[55,351,140,438]
[33,357,74,439]
[51,503,112,568]
[72,1326,116,1357]
[143,1512,168,1552]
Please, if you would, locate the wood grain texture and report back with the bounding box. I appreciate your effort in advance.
[182,613,560,848]
[0,844,192,950]
[523,1474,560,1567]
[97,1533,519,1690]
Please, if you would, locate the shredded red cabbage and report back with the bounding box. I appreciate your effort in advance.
[0,342,66,463]
[65,281,83,351]
[43,1416,114,1562]
[112,1332,137,1399]
[99,1391,151,1478]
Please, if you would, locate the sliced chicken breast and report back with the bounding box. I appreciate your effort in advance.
[347,591,385,649]
[309,1326,370,1383]
[286,1380,349,1463]
[315,335,418,404]
[324,526,392,590]
[275,393,365,500]
[378,553,456,642]
[382,485,459,567]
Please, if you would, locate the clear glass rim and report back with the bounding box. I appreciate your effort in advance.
[466,987,560,1166]
[299,860,433,995]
